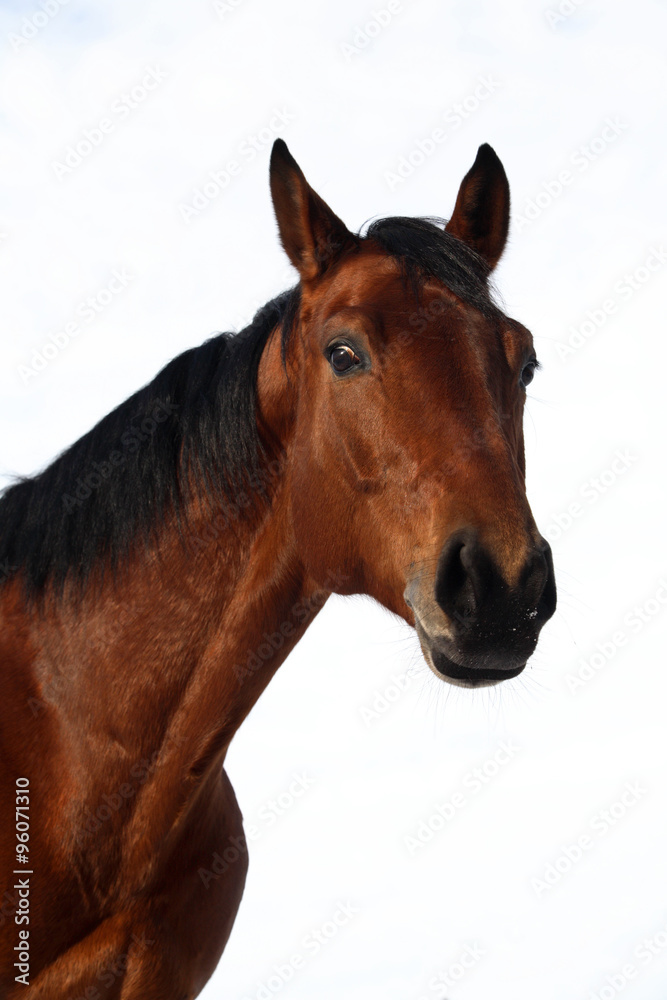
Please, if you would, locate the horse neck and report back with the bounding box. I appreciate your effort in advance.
[13,457,323,792]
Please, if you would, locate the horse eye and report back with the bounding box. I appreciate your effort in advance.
[520,361,537,388]
[330,344,360,374]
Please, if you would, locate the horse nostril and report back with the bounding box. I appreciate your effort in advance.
[535,540,557,622]
[435,530,492,628]
[518,540,557,622]
[435,532,557,631]
[521,549,548,607]
[460,540,494,606]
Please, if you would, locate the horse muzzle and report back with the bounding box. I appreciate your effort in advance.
[405,529,557,688]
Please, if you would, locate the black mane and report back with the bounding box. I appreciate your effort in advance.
[0,289,300,598]
[364,216,498,317]
[0,216,496,598]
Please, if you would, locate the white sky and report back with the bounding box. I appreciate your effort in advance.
[1,1,667,998]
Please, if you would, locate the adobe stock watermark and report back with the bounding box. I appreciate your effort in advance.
[84,598,145,655]
[17,268,134,384]
[555,246,667,361]
[26,601,147,709]
[60,400,179,514]
[339,1,403,62]
[184,451,289,560]
[226,271,296,335]
[213,0,249,16]
[404,741,520,856]
[232,570,348,685]
[72,732,188,847]
[52,68,168,179]
[586,916,667,1000]
[244,773,316,844]
[239,901,359,1000]
[7,0,69,53]
[543,448,637,544]
[66,933,156,1000]
[179,108,296,223]
[544,0,588,29]
[198,832,248,890]
[359,670,412,727]
[515,118,628,230]
[531,781,647,897]
[564,577,667,695]
[415,943,486,998]
[384,75,501,191]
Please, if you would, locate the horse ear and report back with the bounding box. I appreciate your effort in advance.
[269,139,355,281]
[445,144,510,270]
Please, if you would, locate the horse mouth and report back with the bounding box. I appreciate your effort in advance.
[411,615,528,689]
[427,646,526,688]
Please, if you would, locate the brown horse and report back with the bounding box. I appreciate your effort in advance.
[0,139,555,998]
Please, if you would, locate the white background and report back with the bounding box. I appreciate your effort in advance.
[1,1,666,998]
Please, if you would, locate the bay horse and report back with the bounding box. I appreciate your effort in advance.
[0,139,556,998]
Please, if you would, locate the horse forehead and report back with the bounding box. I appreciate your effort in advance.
[309,250,404,309]
[305,250,527,361]
[309,255,470,330]
[500,317,535,361]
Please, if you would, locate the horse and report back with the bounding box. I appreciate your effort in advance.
[0,138,556,998]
